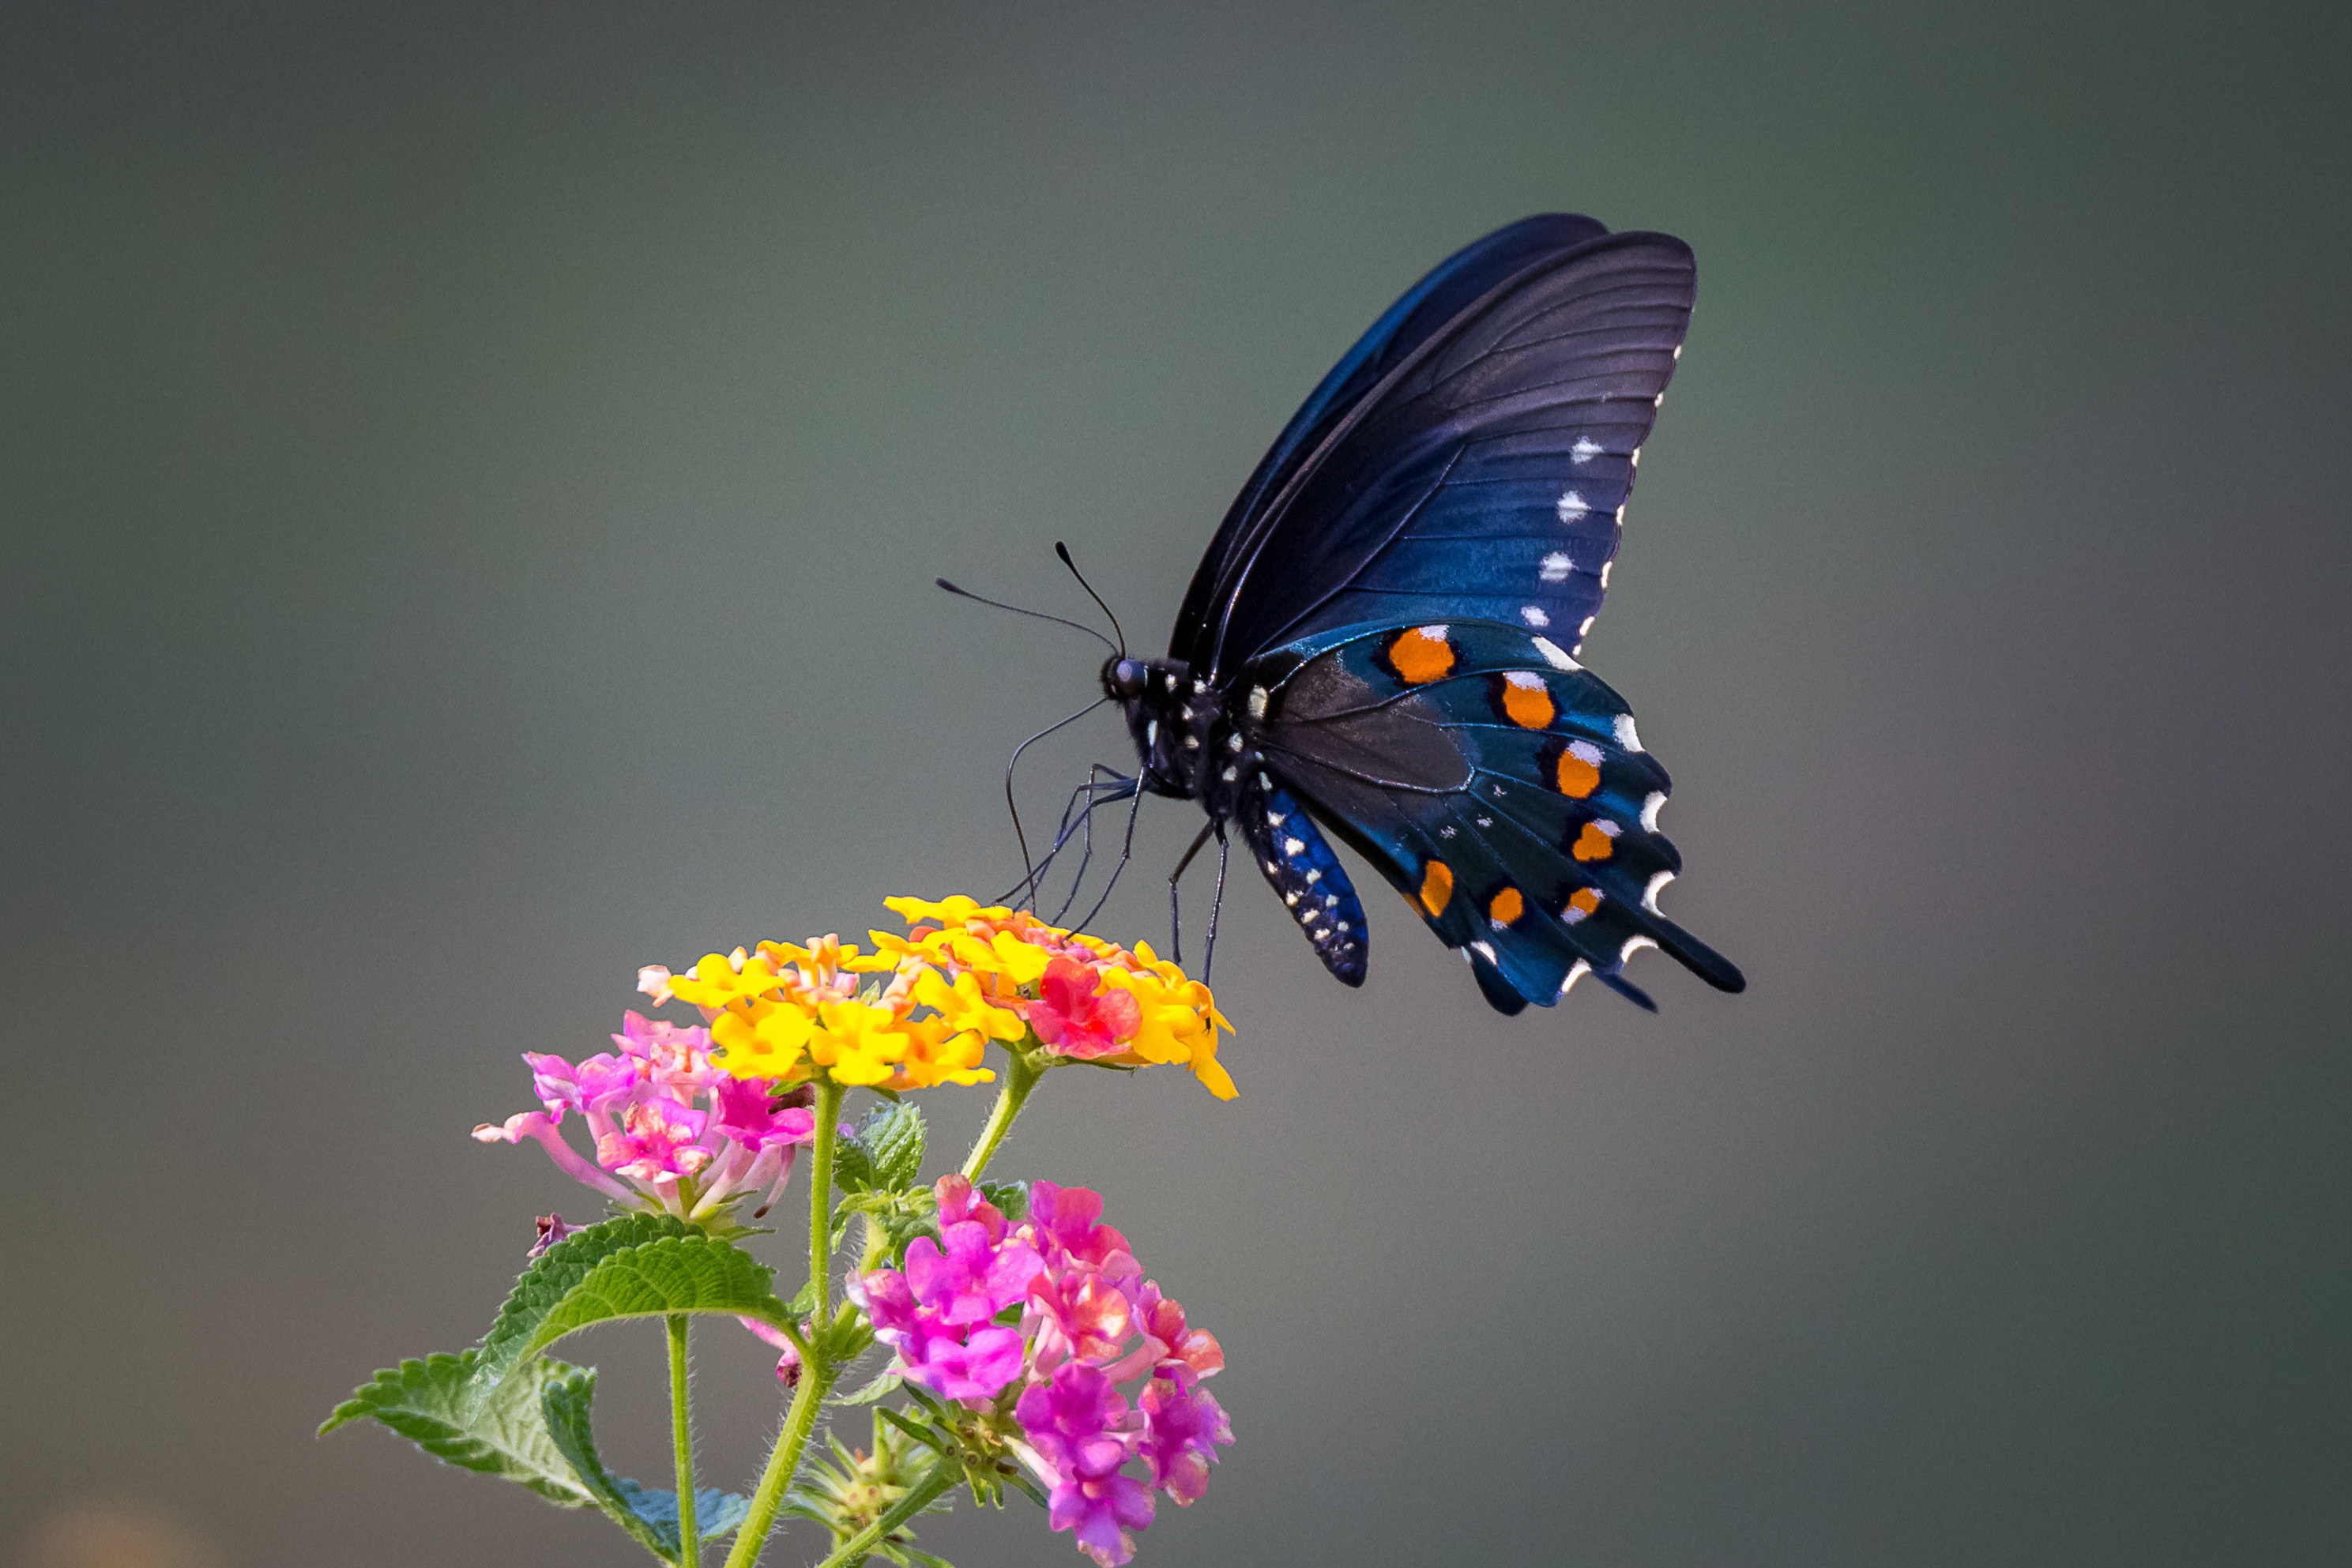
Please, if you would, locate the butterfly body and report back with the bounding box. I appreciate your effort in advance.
[1090,213,1743,1013]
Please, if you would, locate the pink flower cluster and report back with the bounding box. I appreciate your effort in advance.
[473,1012,836,1222]
[851,1178,1232,1567]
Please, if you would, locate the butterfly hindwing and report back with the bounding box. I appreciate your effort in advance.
[1244,620,1743,1011]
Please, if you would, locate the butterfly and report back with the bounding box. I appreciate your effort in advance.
[971,213,1744,1014]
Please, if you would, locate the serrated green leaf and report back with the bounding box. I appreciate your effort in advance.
[862,1103,928,1189]
[320,1351,595,1506]
[978,1180,1027,1223]
[475,1213,701,1392]
[785,1277,821,1318]
[515,1235,793,1364]
[541,1367,748,1560]
[834,1137,877,1194]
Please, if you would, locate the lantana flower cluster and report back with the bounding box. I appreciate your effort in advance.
[472,1012,835,1224]
[628,896,1233,1098]
[852,1176,1232,1567]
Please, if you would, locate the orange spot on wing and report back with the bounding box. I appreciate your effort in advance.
[1554,745,1601,799]
[1500,675,1556,729]
[1488,886,1524,927]
[1571,822,1617,863]
[1417,859,1454,916]
[1388,626,1455,685]
[1566,886,1603,917]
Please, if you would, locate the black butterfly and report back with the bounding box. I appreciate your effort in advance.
[965,213,1744,1014]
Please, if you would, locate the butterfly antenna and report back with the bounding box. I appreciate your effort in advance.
[936,577,1117,654]
[1053,542,1127,657]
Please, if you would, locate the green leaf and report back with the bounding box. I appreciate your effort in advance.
[834,1137,876,1195]
[319,1351,594,1506]
[541,1367,749,1561]
[475,1213,702,1392]
[514,1235,793,1365]
[979,1180,1028,1223]
[837,1368,904,1406]
[861,1103,928,1189]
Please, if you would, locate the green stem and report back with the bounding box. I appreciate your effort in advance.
[720,1359,837,1568]
[807,1079,844,1322]
[721,1076,847,1568]
[667,1314,699,1568]
[809,1461,959,1568]
[961,1050,1045,1179]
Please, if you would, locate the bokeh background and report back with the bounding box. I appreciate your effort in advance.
[6,4,2347,1564]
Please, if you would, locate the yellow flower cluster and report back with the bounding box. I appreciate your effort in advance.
[640,897,1236,1099]
[880,896,1237,1100]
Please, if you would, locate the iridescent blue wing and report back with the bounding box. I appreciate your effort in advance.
[1176,222,1692,682]
[1240,620,1744,1012]
[1172,213,1607,657]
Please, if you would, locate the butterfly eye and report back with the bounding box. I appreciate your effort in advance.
[1103,658,1150,698]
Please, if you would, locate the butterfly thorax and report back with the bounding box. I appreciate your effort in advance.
[1102,656,1254,811]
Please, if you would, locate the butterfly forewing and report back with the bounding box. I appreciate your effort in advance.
[1181,230,1695,682]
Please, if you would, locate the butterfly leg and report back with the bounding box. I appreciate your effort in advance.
[1075,773,1146,932]
[1003,769,1135,907]
[1166,818,1217,964]
[1201,825,1231,980]
[1053,765,1136,923]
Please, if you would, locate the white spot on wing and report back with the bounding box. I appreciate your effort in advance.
[1578,615,1595,637]
[1284,891,1300,906]
[1559,958,1591,995]
[1520,605,1550,628]
[1571,437,1602,464]
[1540,551,1574,582]
[1555,489,1590,521]
[1614,714,1643,752]
[1640,792,1665,831]
[1672,343,1683,360]
[1504,669,1545,690]
[1417,622,1449,640]
[1568,739,1603,766]
[1599,562,1613,590]
[1470,940,1498,963]
[1439,824,1456,838]
[1248,686,1269,719]
[1304,869,1321,884]
[1221,765,1237,781]
[1145,720,1158,746]
[1532,636,1580,671]
[1284,837,1305,857]
[1619,934,1658,964]
[1643,870,1674,913]
[1631,446,1642,468]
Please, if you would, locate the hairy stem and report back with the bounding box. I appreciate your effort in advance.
[808,1078,844,1325]
[961,1050,1045,1180]
[720,1076,848,1568]
[808,1460,960,1568]
[720,1359,837,1568]
[667,1314,699,1568]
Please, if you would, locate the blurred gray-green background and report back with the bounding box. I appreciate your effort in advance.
[5,4,2347,1565]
